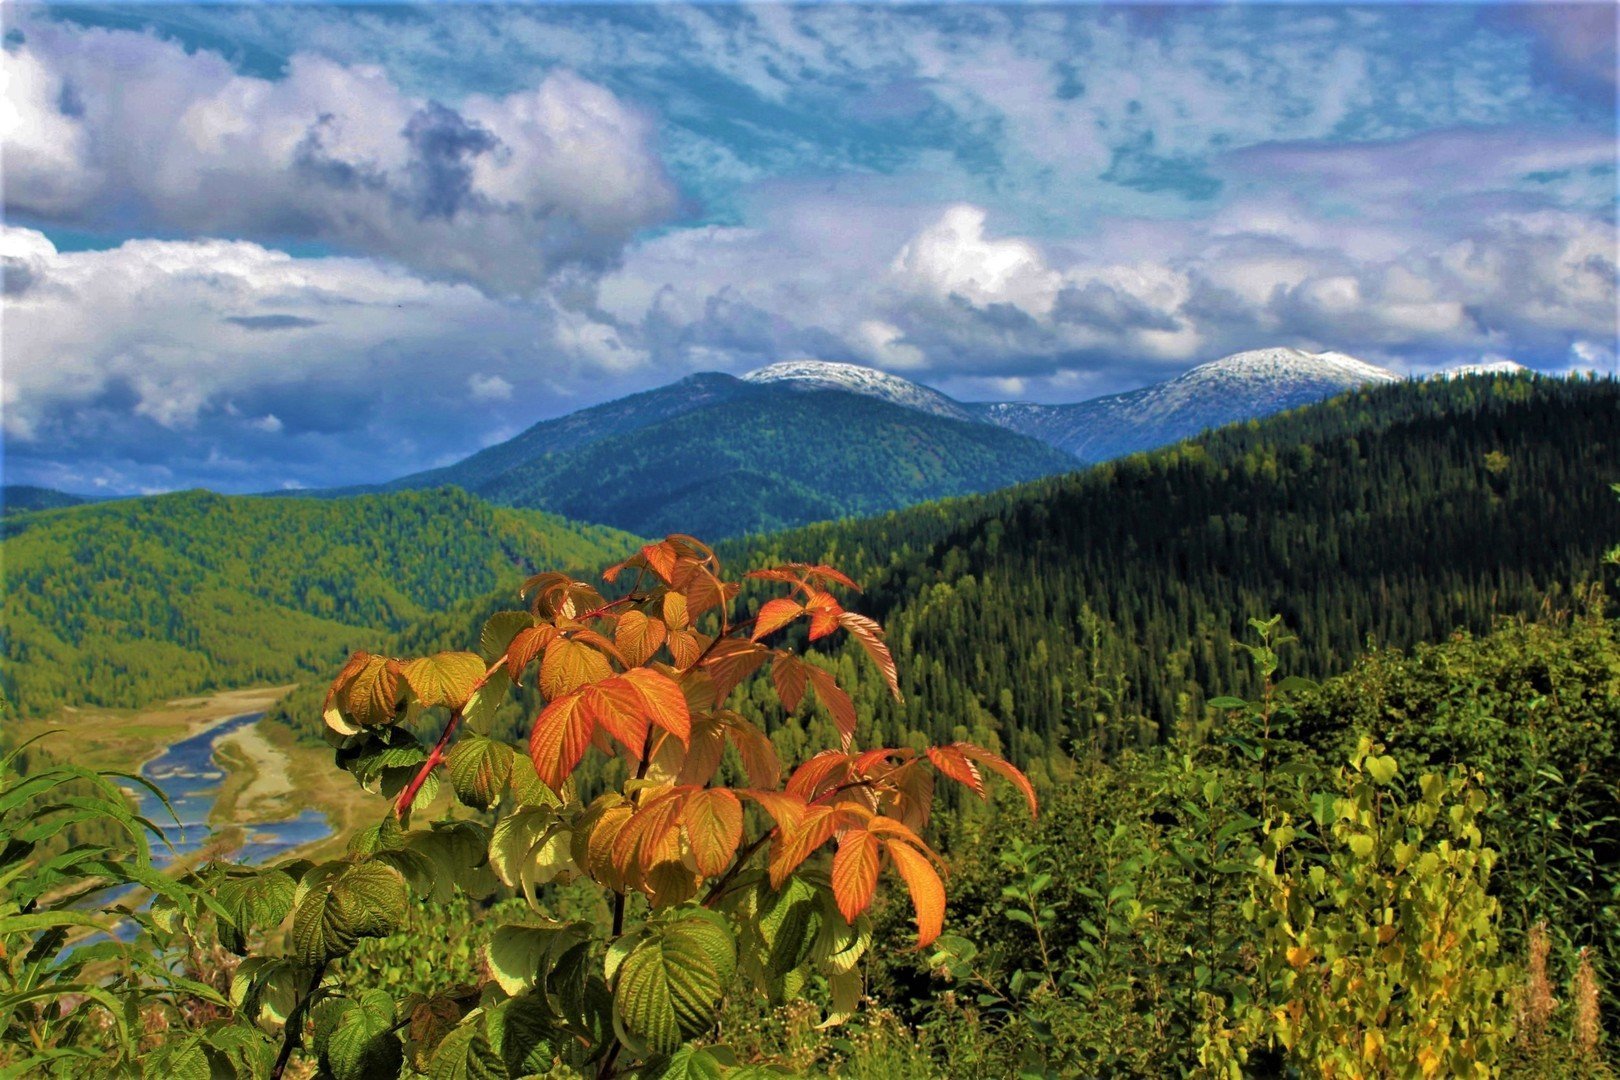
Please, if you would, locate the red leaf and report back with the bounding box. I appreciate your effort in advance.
[639,541,679,584]
[771,653,809,714]
[505,624,558,684]
[925,745,986,800]
[529,693,594,791]
[723,715,781,789]
[805,590,844,641]
[751,598,805,642]
[831,829,882,923]
[583,678,650,758]
[768,804,839,888]
[956,743,1039,818]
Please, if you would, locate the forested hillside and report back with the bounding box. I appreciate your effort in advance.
[735,374,1620,763]
[373,381,1077,537]
[0,488,639,716]
[267,375,1619,794]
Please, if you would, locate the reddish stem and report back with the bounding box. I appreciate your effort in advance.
[394,708,462,818]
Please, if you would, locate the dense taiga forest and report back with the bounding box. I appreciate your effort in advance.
[3,375,1618,1077]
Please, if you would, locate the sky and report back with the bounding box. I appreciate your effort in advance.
[2,2,1616,495]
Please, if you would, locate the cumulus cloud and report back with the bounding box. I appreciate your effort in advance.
[2,21,677,292]
[0,226,662,491]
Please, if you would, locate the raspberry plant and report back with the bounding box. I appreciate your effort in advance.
[206,536,1034,1078]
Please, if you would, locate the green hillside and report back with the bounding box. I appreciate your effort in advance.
[388,383,1079,538]
[264,375,1619,797]
[0,488,639,716]
[731,374,1620,766]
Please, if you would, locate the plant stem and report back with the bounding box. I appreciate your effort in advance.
[270,960,327,1080]
[394,709,463,819]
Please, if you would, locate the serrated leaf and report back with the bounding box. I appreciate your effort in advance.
[616,611,668,667]
[326,989,403,1080]
[837,611,900,701]
[461,668,511,736]
[643,1045,728,1080]
[344,656,405,728]
[290,861,409,967]
[530,693,594,792]
[403,652,487,711]
[479,610,536,663]
[486,921,586,996]
[425,1020,503,1080]
[446,734,514,811]
[541,638,614,699]
[680,788,744,878]
[830,829,882,923]
[886,839,946,947]
[215,867,297,953]
[750,598,804,641]
[623,668,691,744]
[803,666,858,744]
[613,912,736,1056]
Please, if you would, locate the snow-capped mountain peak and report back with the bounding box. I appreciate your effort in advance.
[1180,347,1401,388]
[742,360,972,420]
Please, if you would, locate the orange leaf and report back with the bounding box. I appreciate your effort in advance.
[724,715,781,789]
[612,787,689,875]
[505,625,558,684]
[956,743,1038,818]
[805,590,844,641]
[886,838,947,947]
[639,541,680,584]
[583,678,650,758]
[529,693,594,791]
[666,628,707,670]
[622,668,691,744]
[838,611,901,702]
[662,591,690,631]
[771,653,808,713]
[681,788,744,877]
[740,789,808,832]
[702,638,769,703]
[831,829,882,923]
[675,716,727,787]
[540,637,613,699]
[787,750,852,801]
[615,611,667,667]
[751,598,805,641]
[925,746,986,800]
[883,762,936,832]
[325,651,374,711]
[768,804,840,888]
[804,665,859,745]
[672,561,733,619]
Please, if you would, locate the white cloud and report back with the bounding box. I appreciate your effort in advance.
[467,373,515,402]
[890,205,1061,316]
[4,21,677,292]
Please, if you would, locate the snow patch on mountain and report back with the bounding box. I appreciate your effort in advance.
[742,360,973,421]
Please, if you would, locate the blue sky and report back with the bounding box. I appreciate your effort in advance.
[3,2,1615,494]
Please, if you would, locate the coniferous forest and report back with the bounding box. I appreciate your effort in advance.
[3,374,1619,1077]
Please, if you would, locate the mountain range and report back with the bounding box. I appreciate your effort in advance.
[349,346,1425,536]
[4,348,1534,537]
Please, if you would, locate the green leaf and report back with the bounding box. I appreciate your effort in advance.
[1207,696,1249,710]
[486,921,588,996]
[327,990,405,1080]
[290,861,408,967]
[446,734,514,811]
[479,611,537,663]
[425,1020,503,1080]
[489,994,561,1078]
[1366,755,1399,786]
[641,1045,727,1080]
[613,911,737,1056]
[214,867,297,953]
[403,652,487,711]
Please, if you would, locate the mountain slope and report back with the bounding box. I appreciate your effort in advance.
[0,488,639,716]
[381,381,1078,538]
[734,373,1620,764]
[2,485,91,514]
[974,347,1401,461]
